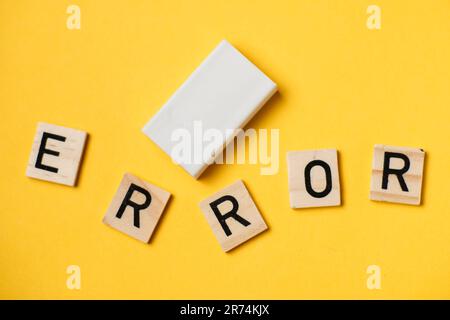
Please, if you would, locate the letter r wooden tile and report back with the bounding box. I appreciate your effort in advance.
[103,173,171,243]
[26,122,87,186]
[370,144,425,205]
[199,180,268,252]
[287,149,341,208]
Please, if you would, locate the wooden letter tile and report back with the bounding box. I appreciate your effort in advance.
[199,180,268,252]
[103,173,171,243]
[287,149,341,208]
[26,122,87,186]
[370,144,425,205]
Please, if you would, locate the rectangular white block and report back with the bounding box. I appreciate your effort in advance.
[142,40,277,178]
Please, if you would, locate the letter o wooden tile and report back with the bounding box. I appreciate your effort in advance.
[287,149,341,208]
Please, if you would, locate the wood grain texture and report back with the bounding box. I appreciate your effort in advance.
[287,149,341,208]
[103,173,171,243]
[370,144,425,205]
[26,122,87,186]
[199,180,267,252]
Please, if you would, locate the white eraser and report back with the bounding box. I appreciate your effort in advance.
[142,40,278,178]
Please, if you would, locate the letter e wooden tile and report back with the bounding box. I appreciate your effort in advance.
[26,122,87,186]
[199,180,268,252]
[103,173,171,243]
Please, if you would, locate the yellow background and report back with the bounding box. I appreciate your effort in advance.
[1,0,449,299]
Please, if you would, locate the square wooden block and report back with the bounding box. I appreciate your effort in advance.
[199,180,268,252]
[370,144,425,205]
[287,149,341,208]
[103,173,171,243]
[26,122,87,186]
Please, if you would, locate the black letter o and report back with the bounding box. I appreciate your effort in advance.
[304,160,332,198]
